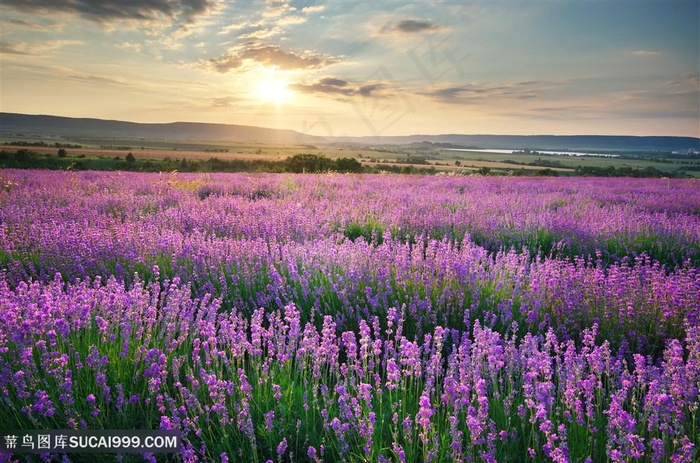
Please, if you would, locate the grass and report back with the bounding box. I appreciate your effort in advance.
[443,150,700,177]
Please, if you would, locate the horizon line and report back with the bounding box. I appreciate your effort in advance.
[2,111,699,140]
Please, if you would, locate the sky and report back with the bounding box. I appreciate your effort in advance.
[1,0,698,138]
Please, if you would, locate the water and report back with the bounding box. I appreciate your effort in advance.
[446,148,620,158]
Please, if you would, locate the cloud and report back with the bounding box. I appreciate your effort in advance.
[684,74,700,88]
[5,60,148,89]
[291,77,354,96]
[0,39,82,55]
[396,19,442,33]
[32,39,84,54]
[291,77,392,99]
[210,97,238,107]
[632,50,661,56]
[302,5,326,14]
[238,27,282,39]
[317,77,349,87]
[381,19,444,35]
[206,42,341,72]
[672,73,700,88]
[264,0,296,18]
[66,73,132,87]
[0,42,31,55]
[608,87,700,119]
[521,80,700,122]
[219,21,261,35]
[277,16,307,26]
[1,0,217,25]
[423,81,547,103]
[116,42,143,53]
[357,83,389,97]
[3,18,64,32]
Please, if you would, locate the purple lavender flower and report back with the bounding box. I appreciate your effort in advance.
[307,446,317,460]
[272,384,282,401]
[276,438,287,457]
[264,410,275,432]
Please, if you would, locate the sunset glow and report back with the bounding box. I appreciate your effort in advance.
[0,1,697,137]
[256,75,294,106]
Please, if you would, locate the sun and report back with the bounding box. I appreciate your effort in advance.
[256,75,293,105]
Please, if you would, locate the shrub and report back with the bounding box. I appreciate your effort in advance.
[333,157,363,173]
[285,153,333,173]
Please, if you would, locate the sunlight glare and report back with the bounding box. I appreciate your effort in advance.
[256,75,293,105]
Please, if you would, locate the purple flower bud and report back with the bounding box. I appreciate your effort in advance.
[276,438,287,456]
[307,446,317,460]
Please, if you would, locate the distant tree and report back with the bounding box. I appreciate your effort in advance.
[535,168,557,176]
[285,153,333,173]
[141,160,156,171]
[333,157,363,173]
[125,152,136,163]
[454,160,461,166]
[14,149,31,163]
[57,148,68,158]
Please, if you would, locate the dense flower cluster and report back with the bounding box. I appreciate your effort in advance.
[0,170,698,462]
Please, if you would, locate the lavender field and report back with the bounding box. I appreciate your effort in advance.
[0,170,699,462]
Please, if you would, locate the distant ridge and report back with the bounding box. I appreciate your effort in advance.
[1,113,697,152]
[330,134,700,152]
[0,113,325,144]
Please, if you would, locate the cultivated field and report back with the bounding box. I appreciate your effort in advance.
[0,171,698,462]
[3,134,698,177]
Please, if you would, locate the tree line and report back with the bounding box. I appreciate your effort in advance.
[0,149,692,178]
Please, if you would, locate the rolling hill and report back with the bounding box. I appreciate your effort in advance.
[1,113,697,152]
[0,113,324,145]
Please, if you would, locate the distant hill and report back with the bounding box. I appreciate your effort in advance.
[1,113,697,152]
[331,134,700,152]
[0,113,325,145]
